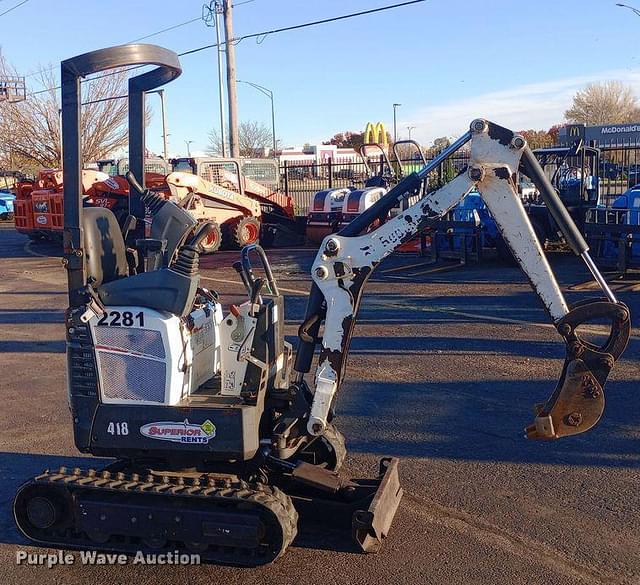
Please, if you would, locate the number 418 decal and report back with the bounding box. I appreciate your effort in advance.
[107,422,129,435]
[98,310,144,327]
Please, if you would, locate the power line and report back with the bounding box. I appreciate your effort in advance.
[129,16,203,43]
[23,0,258,79]
[26,0,427,96]
[181,0,426,55]
[0,0,30,18]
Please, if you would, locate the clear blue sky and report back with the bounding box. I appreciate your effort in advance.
[1,0,638,156]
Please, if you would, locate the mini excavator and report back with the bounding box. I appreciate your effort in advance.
[14,45,630,566]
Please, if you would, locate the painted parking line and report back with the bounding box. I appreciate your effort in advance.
[23,241,55,258]
[380,260,434,274]
[200,275,309,296]
[380,300,640,341]
[22,240,637,343]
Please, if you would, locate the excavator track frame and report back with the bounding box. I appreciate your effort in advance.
[14,466,298,567]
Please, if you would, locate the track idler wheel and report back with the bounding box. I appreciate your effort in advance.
[526,299,631,439]
[26,496,57,529]
[14,483,71,538]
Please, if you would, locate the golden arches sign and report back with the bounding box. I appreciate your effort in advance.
[364,122,389,147]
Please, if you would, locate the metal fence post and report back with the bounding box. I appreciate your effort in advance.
[283,160,288,197]
[328,158,333,189]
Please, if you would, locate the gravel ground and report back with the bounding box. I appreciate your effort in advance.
[0,223,639,585]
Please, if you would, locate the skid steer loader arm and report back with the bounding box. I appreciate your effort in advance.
[295,119,630,440]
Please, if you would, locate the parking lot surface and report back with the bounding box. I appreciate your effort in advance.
[1,223,639,585]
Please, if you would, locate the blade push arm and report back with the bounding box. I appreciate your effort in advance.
[298,119,630,440]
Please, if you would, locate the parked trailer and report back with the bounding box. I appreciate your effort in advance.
[306,142,427,248]
[585,185,640,273]
[305,144,396,246]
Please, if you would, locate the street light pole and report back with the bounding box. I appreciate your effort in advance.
[393,103,401,144]
[156,90,169,161]
[237,80,277,156]
[185,140,193,157]
[616,3,640,16]
[407,125,416,140]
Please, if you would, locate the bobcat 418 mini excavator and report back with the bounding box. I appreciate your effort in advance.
[14,45,631,566]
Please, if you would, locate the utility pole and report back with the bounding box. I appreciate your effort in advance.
[213,1,227,156]
[223,0,240,158]
[185,140,193,157]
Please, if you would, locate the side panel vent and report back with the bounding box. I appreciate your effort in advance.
[94,327,167,403]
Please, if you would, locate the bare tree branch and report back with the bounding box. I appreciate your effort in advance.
[0,55,132,171]
[208,120,275,158]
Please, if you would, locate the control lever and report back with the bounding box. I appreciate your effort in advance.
[125,170,145,196]
[241,244,280,296]
[233,261,252,295]
[169,222,215,277]
[249,278,266,308]
[126,171,167,216]
[121,214,137,240]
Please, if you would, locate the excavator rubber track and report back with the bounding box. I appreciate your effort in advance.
[14,466,298,567]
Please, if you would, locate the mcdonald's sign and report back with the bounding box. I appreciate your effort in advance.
[568,125,583,138]
[364,122,389,148]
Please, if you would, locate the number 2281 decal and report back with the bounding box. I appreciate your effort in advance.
[97,310,145,327]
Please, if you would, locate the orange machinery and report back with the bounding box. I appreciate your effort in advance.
[14,169,168,241]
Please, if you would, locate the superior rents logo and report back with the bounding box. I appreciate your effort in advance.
[140,419,216,444]
[16,550,201,567]
[601,124,640,134]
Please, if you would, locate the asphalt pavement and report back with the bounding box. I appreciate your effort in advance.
[1,223,639,585]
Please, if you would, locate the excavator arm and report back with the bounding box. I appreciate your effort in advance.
[295,119,630,440]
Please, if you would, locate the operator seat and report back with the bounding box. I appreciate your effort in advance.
[82,206,199,317]
[83,207,129,286]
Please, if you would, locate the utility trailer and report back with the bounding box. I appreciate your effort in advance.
[584,185,640,273]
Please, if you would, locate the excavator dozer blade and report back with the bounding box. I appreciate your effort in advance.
[352,457,403,553]
[290,457,403,554]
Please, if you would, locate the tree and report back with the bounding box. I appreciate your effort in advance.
[0,57,131,171]
[548,124,562,144]
[565,81,640,126]
[208,120,274,158]
[518,129,556,150]
[323,131,365,149]
[432,136,451,151]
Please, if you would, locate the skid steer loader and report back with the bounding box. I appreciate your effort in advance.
[13,44,631,566]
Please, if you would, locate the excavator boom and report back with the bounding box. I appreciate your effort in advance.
[296,119,630,440]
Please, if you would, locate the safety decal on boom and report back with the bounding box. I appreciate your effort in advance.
[139,419,216,444]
